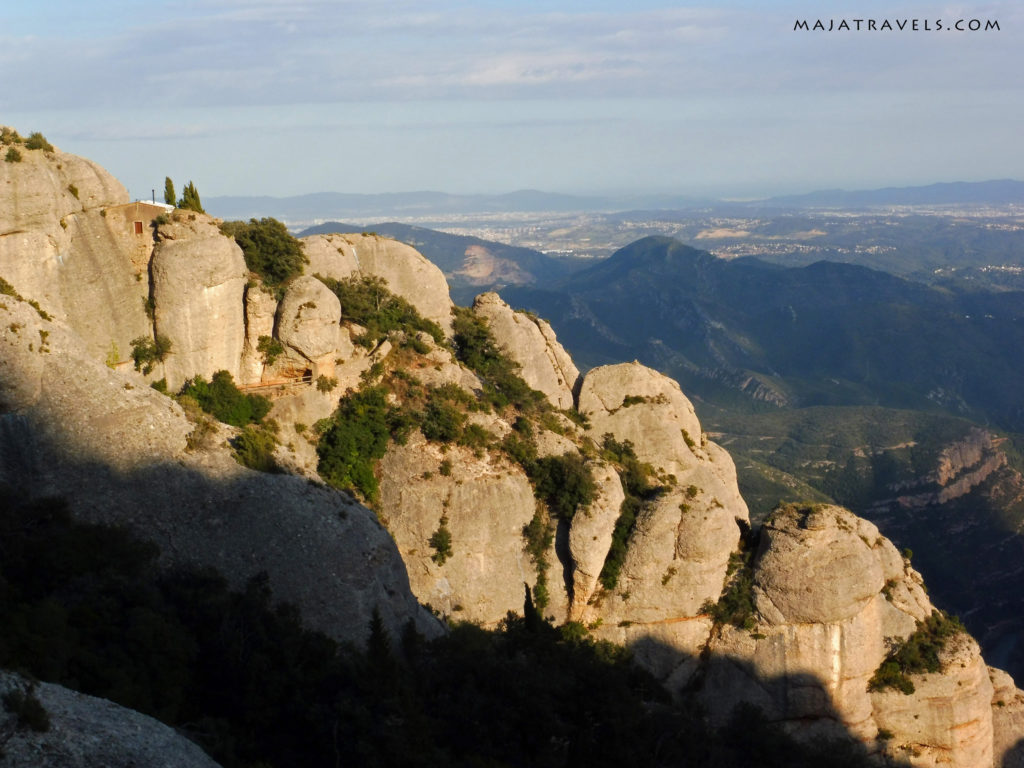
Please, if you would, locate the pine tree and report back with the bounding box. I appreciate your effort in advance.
[178,181,204,213]
[163,177,175,206]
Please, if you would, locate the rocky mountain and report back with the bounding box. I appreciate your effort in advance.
[502,235,1024,430]
[2,129,1024,766]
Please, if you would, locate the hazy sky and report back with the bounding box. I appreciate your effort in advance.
[3,0,1021,198]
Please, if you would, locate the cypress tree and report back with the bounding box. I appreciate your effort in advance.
[163,177,175,206]
[178,181,204,213]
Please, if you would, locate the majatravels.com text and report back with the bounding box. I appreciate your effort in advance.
[795,18,999,31]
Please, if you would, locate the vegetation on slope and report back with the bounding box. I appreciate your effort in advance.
[868,610,968,695]
[220,217,307,294]
[0,488,877,768]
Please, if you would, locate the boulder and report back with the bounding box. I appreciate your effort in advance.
[578,362,704,477]
[376,432,537,624]
[276,275,350,376]
[0,671,220,767]
[239,285,278,385]
[472,292,580,409]
[302,233,453,334]
[151,215,247,388]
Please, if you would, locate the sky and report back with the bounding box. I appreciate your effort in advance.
[2,0,1022,199]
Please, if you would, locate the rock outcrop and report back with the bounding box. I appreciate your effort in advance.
[0,672,220,768]
[151,214,248,388]
[302,232,453,333]
[0,137,151,360]
[0,288,439,647]
[578,362,704,477]
[376,434,538,624]
[471,292,580,409]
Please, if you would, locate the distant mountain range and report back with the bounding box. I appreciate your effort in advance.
[502,236,1024,431]
[206,180,1024,222]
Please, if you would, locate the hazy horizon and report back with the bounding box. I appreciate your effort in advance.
[4,0,1021,200]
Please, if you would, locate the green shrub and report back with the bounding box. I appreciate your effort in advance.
[0,127,21,145]
[221,218,306,293]
[24,132,53,152]
[317,274,444,348]
[421,398,466,443]
[130,334,172,375]
[257,335,284,365]
[452,307,546,412]
[163,177,175,206]
[439,458,453,476]
[316,386,405,501]
[316,375,338,393]
[232,424,280,473]
[530,452,596,522]
[150,378,168,394]
[702,551,757,630]
[430,516,454,565]
[67,183,79,199]
[598,435,663,590]
[179,370,271,427]
[523,506,554,611]
[868,611,966,695]
[5,146,22,163]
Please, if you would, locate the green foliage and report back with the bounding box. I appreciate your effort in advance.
[129,334,172,375]
[438,458,452,476]
[316,386,406,501]
[5,146,22,163]
[221,218,306,292]
[316,375,338,393]
[0,127,22,144]
[150,378,168,394]
[523,506,554,611]
[232,423,280,473]
[868,610,966,694]
[429,516,453,565]
[317,274,444,348]
[177,180,204,213]
[24,132,53,152]
[530,452,596,522]
[163,176,175,206]
[703,551,757,630]
[420,397,465,443]
[178,370,271,427]
[598,435,663,590]
[452,305,545,411]
[256,334,284,366]
[67,183,79,199]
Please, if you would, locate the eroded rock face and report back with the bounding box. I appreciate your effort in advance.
[0,671,221,768]
[472,292,580,409]
[0,292,440,647]
[302,233,453,333]
[702,504,996,766]
[578,362,704,477]
[275,275,352,380]
[0,139,151,360]
[376,433,537,624]
[239,285,278,385]
[151,215,247,388]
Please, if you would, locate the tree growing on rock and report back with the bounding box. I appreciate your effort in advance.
[177,181,204,213]
[163,177,176,206]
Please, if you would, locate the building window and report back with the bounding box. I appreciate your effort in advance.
[134,221,144,235]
